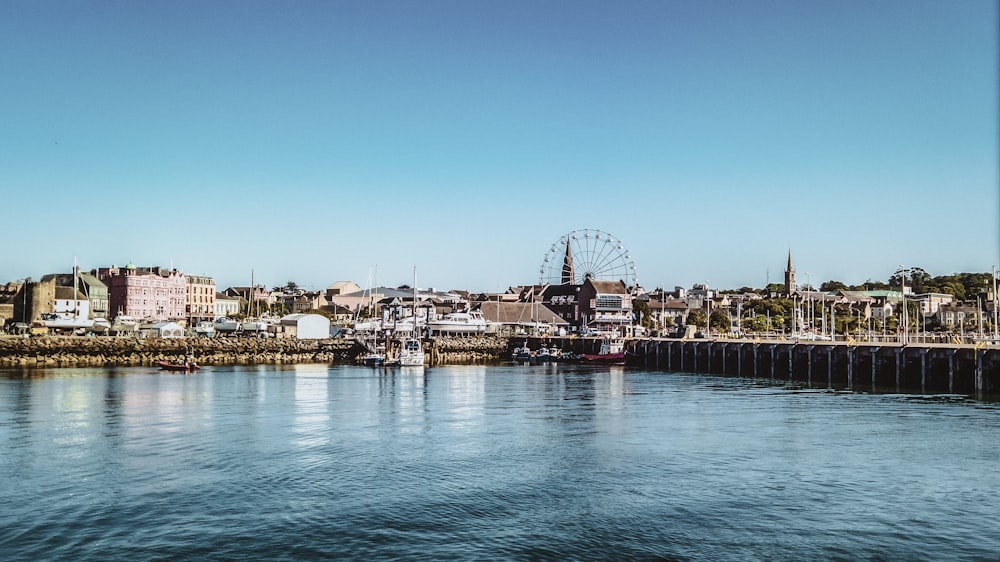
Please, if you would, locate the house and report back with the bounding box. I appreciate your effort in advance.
[215,293,241,318]
[325,281,362,301]
[224,285,272,314]
[936,302,980,331]
[43,271,109,320]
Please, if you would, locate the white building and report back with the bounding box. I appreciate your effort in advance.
[215,293,241,319]
[140,321,185,339]
[278,313,331,339]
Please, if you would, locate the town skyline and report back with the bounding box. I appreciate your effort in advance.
[2,250,996,297]
[2,1,996,291]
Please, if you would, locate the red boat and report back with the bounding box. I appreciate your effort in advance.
[579,337,627,365]
[157,361,200,372]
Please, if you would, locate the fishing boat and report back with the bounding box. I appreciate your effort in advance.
[397,338,425,366]
[512,340,534,362]
[579,337,627,365]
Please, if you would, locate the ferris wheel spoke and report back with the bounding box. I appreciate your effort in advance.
[540,229,637,286]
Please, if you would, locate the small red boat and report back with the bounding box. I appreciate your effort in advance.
[157,361,200,372]
[579,337,627,365]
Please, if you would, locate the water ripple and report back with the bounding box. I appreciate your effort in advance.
[1,366,998,560]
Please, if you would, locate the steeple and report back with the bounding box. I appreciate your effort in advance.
[784,249,796,295]
[561,239,575,285]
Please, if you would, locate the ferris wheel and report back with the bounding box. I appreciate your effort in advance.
[538,229,638,287]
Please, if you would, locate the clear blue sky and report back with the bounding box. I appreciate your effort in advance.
[2,0,996,293]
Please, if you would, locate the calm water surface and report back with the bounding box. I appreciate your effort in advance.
[1,363,998,561]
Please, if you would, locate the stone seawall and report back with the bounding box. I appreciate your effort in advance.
[0,335,512,368]
[428,336,508,364]
[0,336,357,368]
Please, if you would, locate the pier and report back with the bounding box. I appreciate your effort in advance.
[626,338,999,398]
[506,336,1000,399]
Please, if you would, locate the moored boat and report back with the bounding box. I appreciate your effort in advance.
[427,310,492,335]
[396,338,426,366]
[213,316,240,334]
[580,337,627,365]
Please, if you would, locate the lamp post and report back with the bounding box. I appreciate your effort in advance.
[704,281,710,338]
[805,272,811,332]
[895,265,909,344]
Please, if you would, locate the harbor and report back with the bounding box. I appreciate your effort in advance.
[2,332,998,400]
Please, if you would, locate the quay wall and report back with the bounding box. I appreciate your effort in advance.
[624,338,1000,398]
[4,334,996,399]
[0,335,509,368]
[0,336,357,368]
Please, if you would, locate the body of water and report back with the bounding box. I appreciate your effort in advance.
[1,363,998,560]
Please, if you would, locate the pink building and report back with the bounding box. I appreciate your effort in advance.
[96,265,187,322]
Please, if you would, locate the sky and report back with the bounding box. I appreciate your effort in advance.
[1,0,997,293]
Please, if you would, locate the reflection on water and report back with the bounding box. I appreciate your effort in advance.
[0,364,998,561]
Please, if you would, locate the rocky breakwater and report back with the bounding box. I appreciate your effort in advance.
[0,336,356,368]
[430,336,509,364]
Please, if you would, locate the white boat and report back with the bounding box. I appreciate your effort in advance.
[41,312,94,330]
[397,338,425,366]
[110,315,139,335]
[90,317,111,334]
[214,317,240,333]
[194,321,215,337]
[427,310,492,335]
[241,317,276,336]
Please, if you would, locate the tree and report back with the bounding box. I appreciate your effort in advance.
[268,302,290,317]
[743,314,771,333]
[709,310,731,332]
[820,280,847,292]
[633,298,652,329]
[686,309,706,328]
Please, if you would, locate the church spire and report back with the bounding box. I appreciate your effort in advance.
[561,239,575,285]
[784,248,796,295]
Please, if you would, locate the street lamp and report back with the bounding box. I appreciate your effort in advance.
[895,265,909,344]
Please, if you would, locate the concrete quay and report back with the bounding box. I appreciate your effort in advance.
[626,338,1000,399]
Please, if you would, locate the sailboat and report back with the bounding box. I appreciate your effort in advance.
[395,267,426,367]
[358,266,386,366]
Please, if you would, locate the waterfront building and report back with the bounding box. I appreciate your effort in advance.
[479,300,568,335]
[578,279,632,335]
[276,313,331,339]
[44,271,109,320]
[185,275,216,326]
[97,265,187,321]
[541,284,581,327]
[215,293,241,318]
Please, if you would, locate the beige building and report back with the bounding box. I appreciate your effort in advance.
[186,275,216,326]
